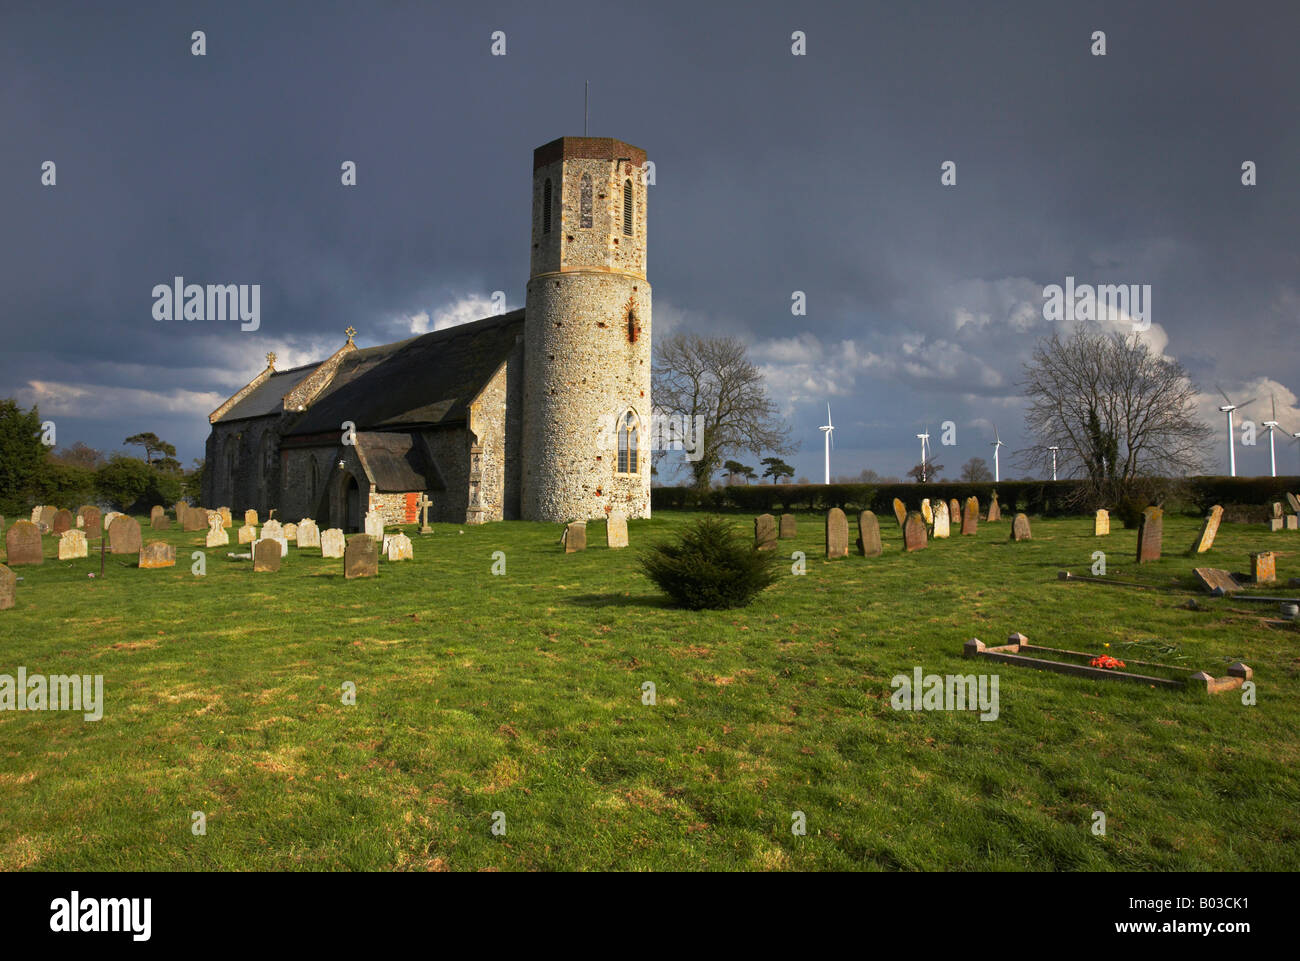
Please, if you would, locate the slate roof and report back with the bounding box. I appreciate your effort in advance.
[355,431,446,492]
[215,364,321,423]
[284,309,524,437]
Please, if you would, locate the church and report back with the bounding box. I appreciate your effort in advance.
[201,136,653,530]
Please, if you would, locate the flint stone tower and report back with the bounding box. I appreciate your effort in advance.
[522,137,652,522]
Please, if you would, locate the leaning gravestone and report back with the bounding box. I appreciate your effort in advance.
[1135,506,1163,563]
[364,512,384,539]
[932,500,950,538]
[1094,509,1110,536]
[253,538,282,573]
[150,506,165,528]
[297,520,320,549]
[238,524,258,544]
[109,515,143,555]
[5,521,43,565]
[58,529,87,560]
[345,534,378,578]
[754,514,777,551]
[244,509,258,527]
[52,509,74,535]
[779,514,796,539]
[892,498,907,528]
[921,499,933,525]
[1010,513,1032,541]
[903,511,927,552]
[139,541,176,569]
[321,528,345,559]
[857,511,882,557]
[961,497,979,536]
[1286,492,1300,515]
[0,564,15,610]
[825,508,848,559]
[206,514,229,547]
[987,494,1001,523]
[386,532,413,562]
[606,511,628,549]
[1188,505,1224,555]
[562,521,587,553]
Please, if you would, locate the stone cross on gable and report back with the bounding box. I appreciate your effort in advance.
[266,351,277,370]
[417,493,432,534]
[345,326,356,345]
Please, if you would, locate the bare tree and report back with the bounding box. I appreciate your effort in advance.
[1018,324,1211,503]
[960,457,993,482]
[654,333,794,489]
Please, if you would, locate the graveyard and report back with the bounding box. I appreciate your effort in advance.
[1,505,1296,871]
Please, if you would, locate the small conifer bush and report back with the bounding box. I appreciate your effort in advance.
[639,516,779,610]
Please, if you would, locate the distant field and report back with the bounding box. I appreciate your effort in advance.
[1,511,1297,871]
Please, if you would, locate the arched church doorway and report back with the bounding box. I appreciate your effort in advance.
[345,475,362,533]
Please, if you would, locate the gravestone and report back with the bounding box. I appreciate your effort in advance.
[37,506,55,529]
[76,514,83,529]
[0,564,15,610]
[138,541,176,569]
[183,507,208,532]
[563,521,587,553]
[52,509,74,535]
[244,509,258,527]
[417,493,433,534]
[825,508,848,559]
[754,514,777,551]
[892,498,907,528]
[1135,506,1163,563]
[921,499,933,525]
[29,508,40,524]
[101,511,124,534]
[297,520,320,549]
[238,524,258,544]
[1010,513,1032,541]
[1188,505,1224,555]
[205,514,229,547]
[779,514,796,539]
[58,529,87,560]
[153,514,170,531]
[1287,492,1300,514]
[606,511,628,549]
[932,500,950,538]
[1272,501,1284,518]
[150,506,166,528]
[219,507,233,529]
[961,497,979,536]
[261,519,284,542]
[364,512,384,539]
[109,515,143,554]
[1194,568,1242,595]
[949,500,961,528]
[987,494,1001,522]
[902,511,927,552]
[857,511,882,557]
[174,501,188,522]
[345,534,379,578]
[78,506,101,539]
[284,523,298,542]
[1289,515,1299,531]
[253,538,282,573]
[1251,551,1276,584]
[386,532,413,562]
[1094,509,1110,536]
[321,528,346,559]
[1270,516,1285,532]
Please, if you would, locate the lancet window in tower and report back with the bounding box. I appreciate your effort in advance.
[622,179,633,236]
[617,411,639,474]
[543,179,553,234]
[580,174,592,228]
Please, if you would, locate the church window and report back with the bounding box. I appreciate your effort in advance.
[260,432,274,485]
[306,458,318,506]
[542,179,552,234]
[617,411,639,474]
[579,174,592,228]
[622,179,633,236]
[627,309,638,343]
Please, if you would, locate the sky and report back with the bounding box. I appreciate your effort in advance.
[2,0,1298,482]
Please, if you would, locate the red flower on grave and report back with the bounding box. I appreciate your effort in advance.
[1090,655,1126,670]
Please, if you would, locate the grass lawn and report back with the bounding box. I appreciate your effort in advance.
[1,510,1297,871]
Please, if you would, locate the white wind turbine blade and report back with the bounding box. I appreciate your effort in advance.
[1216,383,1233,406]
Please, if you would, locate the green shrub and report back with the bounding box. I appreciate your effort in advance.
[639,516,779,610]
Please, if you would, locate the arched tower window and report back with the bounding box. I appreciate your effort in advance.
[579,173,592,228]
[617,411,639,474]
[622,179,633,236]
[542,179,553,234]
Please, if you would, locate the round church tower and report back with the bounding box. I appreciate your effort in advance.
[522,137,652,522]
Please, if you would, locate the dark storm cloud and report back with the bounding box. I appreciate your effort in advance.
[1,0,1297,478]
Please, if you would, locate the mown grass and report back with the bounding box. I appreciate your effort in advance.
[0,510,1297,871]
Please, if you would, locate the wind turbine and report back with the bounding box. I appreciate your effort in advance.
[819,404,835,485]
[1048,446,1060,481]
[916,426,931,482]
[990,426,1006,483]
[1216,385,1256,478]
[1262,394,1280,478]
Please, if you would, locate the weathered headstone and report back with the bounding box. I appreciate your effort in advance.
[902,511,927,552]
[892,498,907,528]
[1194,567,1242,595]
[386,532,413,561]
[1289,515,1299,531]
[150,506,166,528]
[932,500,950,538]
[857,510,882,556]
[238,524,258,544]
[961,497,979,536]
[1135,506,1163,563]
[1287,492,1300,514]
[244,509,258,527]
[949,499,961,528]
[109,515,143,554]
[58,529,87,560]
[1251,551,1276,584]
[183,507,208,532]
[1272,501,1284,518]
[205,514,229,547]
[754,514,777,551]
[1270,516,1285,532]
[920,499,933,525]
[1094,509,1110,536]
[76,514,84,529]
[825,508,848,559]
[1010,513,1032,541]
[364,512,384,539]
[297,519,320,549]
[102,510,125,533]
[345,534,379,578]
[0,564,15,610]
[284,523,298,542]
[1188,505,1223,555]
[986,494,1001,522]
[7,521,43,564]
[321,528,346,558]
[79,506,101,539]
[138,541,176,569]
[52,509,74,535]
[219,507,232,529]
[779,514,796,539]
[253,538,282,573]
[606,511,628,549]
[562,521,587,553]
[37,506,55,529]
[261,519,284,541]
[29,508,40,524]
